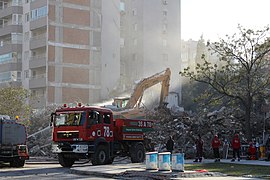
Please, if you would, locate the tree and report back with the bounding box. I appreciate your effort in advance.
[180,25,270,140]
[0,87,31,124]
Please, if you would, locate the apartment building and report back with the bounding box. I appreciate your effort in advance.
[120,0,182,104]
[1,0,181,109]
[0,0,120,109]
[0,0,22,87]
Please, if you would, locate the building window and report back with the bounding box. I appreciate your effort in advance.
[133,38,137,46]
[162,39,167,47]
[162,23,167,34]
[12,14,22,25]
[132,9,137,16]
[24,70,29,79]
[133,23,137,31]
[17,71,22,81]
[0,71,21,82]
[0,53,12,64]
[0,1,8,10]
[0,72,11,82]
[31,6,48,21]
[25,12,30,22]
[120,2,125,12]
[132,53,137,61]
[163,10,167,17]
[11,33,22,44]
[120,38,124,48]
[13,0,22,6]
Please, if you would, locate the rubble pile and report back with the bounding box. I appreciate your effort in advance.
[26,104,251,159]
[145,106,244,158]
[27,106,57,157]
[27,126,53,157]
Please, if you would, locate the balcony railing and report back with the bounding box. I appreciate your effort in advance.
[29,55,46,68]
[0,39,22,46]
[29,74,46,88]
[0,22,22,29]
[30,73,46,80]
[30,34,47,49]
[0,1,23,10]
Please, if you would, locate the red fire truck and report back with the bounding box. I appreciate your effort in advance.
[50,103,154,167]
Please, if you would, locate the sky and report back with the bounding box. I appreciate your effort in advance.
[181,0,270,41]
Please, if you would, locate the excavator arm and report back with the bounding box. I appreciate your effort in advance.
[125,68,171,109]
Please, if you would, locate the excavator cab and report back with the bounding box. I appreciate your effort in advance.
[113,97,130,108]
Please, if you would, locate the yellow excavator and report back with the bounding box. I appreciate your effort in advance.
[113,68,171,119]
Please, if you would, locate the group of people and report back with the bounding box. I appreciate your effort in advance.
[166,133,246,162]
[193,133,242,162]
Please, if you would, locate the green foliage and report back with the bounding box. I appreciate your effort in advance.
[180,25,270,140]
[0,87,31,125]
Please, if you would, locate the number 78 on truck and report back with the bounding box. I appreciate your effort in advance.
[50,103,154,167]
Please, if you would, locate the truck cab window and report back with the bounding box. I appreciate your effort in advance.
[67,113,81,126]
[103,114,111,124]
[88,111,101,127]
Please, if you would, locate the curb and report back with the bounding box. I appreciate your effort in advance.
[69,169,116,178]
[70,167,227,179]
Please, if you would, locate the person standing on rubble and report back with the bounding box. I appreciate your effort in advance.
[211,134,221,162]
[194,134,204,162]
[231,133,241,162]
[166,136,174,154]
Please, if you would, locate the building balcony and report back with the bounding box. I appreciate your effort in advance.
[29,75,46,88]
[0,81,21,88]
[0,42,22,54]
[30,0,47,9]
[30,34,47,49]
[0,6,22,19]
[0,24,22,37]
[29,55,46,68]
[30,16,47,30]
[0,62,21,72]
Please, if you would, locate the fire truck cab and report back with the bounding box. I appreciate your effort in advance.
[51,104,153,167]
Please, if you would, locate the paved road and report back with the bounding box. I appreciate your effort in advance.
[0,158,268,179]
[0,162,114,180]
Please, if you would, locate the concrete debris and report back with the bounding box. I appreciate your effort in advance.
[26,104,248,159]
[145,106,246,158]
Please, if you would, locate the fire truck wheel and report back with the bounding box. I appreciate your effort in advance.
[130,143,145,163]
[92,145,109,165]
[58,154,75,167]
[10,159,25,167]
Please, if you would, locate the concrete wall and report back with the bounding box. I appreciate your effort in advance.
[100,0,121,100]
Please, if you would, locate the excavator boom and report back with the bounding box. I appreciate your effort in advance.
[125,68,171,109]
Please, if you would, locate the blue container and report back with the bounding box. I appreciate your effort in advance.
[158,152,171,171]
[145,152,158,170]
[172,153,184,171]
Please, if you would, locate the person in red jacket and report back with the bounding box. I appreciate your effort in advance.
[194,134,204,162]
[231,133,241,162]
[248,142,256,160]
[212,135,221,162]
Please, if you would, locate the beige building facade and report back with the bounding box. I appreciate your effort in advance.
[0,0,120,109]
[0,0,181,109]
